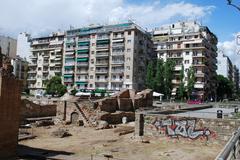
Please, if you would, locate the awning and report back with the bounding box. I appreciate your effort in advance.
[78,42,90,46]
[97,40,110,44]
[64,74,73,78]
[64,66,74,68]
[77,49,89,53]
[76,82,88,85]
[77,58,88,62]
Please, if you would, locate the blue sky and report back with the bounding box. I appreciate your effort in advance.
[0,0,239,65]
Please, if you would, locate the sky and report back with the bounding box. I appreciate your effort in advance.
[0,0,239,66]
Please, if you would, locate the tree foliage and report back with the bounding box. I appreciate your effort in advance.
[154,59,164,93]
[186,67,195,99]
[178,65,185,101]
[46,76,67,97]
[146,61,155,89]
[163,59,175,99]
[216,75,234,100]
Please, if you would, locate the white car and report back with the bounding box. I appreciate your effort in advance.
[75,92,91,97]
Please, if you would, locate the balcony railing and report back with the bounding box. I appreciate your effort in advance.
[27,77,36,81]
[112,61,124,65]
[75,79,88,82]
[64,71,74,74]
[76,70,88,74]
[96,44,109,49]
[77,54,89,58]
[111,79,123,82]
[111,70,124,73]
[112,52,124,56]
[64,79,73,82]
[97,36,109,40]
[76,62,89,66]
[95,79,108,82]
[112,43,124,47]
[78,38,90,42]
[96,61,108,65]
[96,70,108,74]
[95,52,109,57]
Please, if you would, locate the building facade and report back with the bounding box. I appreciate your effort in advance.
[217,50,233,81]
[0,35,17,58]
[233,65,239,94]
[63,22,154,91]
[27,32,64,95]
[17,32,31,62]
[153,21,218,100]
[11,55,28,90]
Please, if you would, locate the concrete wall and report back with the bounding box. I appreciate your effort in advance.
[135,113,240,143]
[0,76,21,159]
[20,99,56,121]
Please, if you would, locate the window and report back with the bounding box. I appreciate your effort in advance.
[127,40,131,43]
[91,34,95,38]
[186,51,189,55]
[91,59,94,64]
[92,51,94,54]
[92,43,95,46]
[127,48,131,52]
[126,66,130,70]
[128,31,131,35]
[126,84,129,88]
[90,75,93,79]
[126,75,130,79]
[90,67,94,71]
[38,67,41,71]
[90,84,93,87]
[127,57,131,61]
[184,60,189,64]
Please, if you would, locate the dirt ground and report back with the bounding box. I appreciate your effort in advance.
[18,123,223,160]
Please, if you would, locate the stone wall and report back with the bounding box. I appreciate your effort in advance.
[0,76,21,159]
[135,113,240,143]
[20,99,56,121]
[99,111,135,124]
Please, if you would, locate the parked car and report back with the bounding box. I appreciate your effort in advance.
[75,91,91,97]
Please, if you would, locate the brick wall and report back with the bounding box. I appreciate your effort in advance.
[135,113,240,143]
[0,76,21,159]
[20,99,56,121]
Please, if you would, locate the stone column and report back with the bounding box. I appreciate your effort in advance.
[135,113,144,136]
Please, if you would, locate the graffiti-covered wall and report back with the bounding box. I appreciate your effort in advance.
[135,113,240,142]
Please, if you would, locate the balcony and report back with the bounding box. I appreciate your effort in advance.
[192,62,205,66]
[28,63,37,67]
[64,70,74,74]
[95,70,108,74]
[174,65,182,71]
[194,82,204,89]
[65,51,75,55]
[97,36,109,40]
[75,78,88,82]
[111,70,124,74]
[76,70,88,74]
[78,38,90,42]
[64,79,73,83]
[28,70,37,74]
[77,54,89,58]
[65,62,75,66]
[43,62,49,66]
[27,77,36,81]
[55,61,62,65]
[78,46,89,50]
[96,44,109,49]
[111,78,123,82]
[95,52,109,57]
[43,54,50,58]
[112,52,124,56]
[113,35,124,39]
[28,84,36,88]
[172,79,181,84]
[54,69,62,73]
[112,43,124,48]
[65,47,75,51]
[193,53,205,57]
[96,61,108,66]
[95,78,108,82]
[43,70,49,73]
[195,72,205,77]
[76,62,89,66]
[168,55,182,58]
[112,61,124,65]
[42,77,48,81]
[29,55,37,59]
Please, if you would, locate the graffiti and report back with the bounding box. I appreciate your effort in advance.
[152,118,212,139]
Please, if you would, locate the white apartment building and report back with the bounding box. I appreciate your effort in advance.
[63,22,154,91]
[153,21,218,100]
[217,50,233,80]
[17,32,31,62]
[28,32,65,95]
[0,35,17,58]
[11,55,28,89]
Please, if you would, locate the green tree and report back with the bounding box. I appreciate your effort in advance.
[216,75,234,101]
[178,65,185,101]
[163,59,175,99]
[186,67,195,99]
[146,61,155,89]
[154,59,164,93]
[46,76,67,97]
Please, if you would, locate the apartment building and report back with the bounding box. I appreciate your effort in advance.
[28,32,64,95]
[63,22,154,91]
[217,50,233,81]
[153,21,218,100]
[0,35,17,58]
[17,32,31,62]
[11,55,28,90]
[233,65,239,93]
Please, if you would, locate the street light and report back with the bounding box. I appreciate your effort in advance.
[227,0,240,11]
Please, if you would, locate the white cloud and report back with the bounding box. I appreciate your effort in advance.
[0,0,215,37]
[218,32,240,68]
